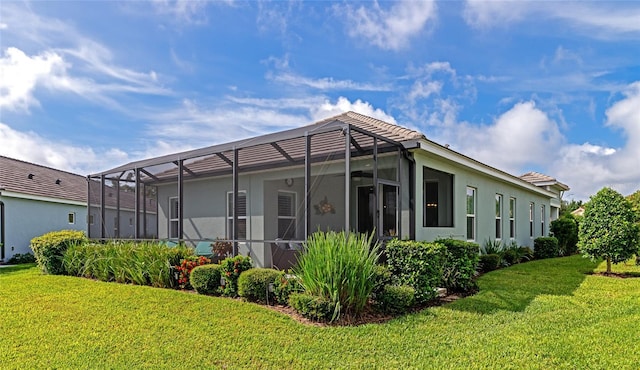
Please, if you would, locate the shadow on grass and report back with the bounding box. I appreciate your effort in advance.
[444,255,598,314]
[0,263,37,275]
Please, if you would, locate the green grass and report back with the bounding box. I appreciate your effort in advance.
[2,256,640,369]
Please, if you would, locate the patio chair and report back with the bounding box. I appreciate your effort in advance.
[195,241,214,257]
[271,239,300,270]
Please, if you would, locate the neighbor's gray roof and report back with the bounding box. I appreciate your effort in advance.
[0,155,86,203]
[91,111,425,177]
[519,171,570,190]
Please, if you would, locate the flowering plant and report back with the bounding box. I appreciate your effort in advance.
[175,256,212,289]
[219,255,253,297]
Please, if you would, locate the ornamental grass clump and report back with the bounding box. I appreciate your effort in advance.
[292,230,380,322]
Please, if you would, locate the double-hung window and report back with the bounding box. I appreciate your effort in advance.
[169,197,179,239]
[509,198,516,239]
[466,187,476,241]
[277,191,296,239]
[227,191,247,240]
[529,202,534,238]
[495,194,503,240]
[541,205,546,237]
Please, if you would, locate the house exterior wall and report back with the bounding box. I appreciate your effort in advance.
[88,207,158,239]
[0,195,86,261]
[413,150,552,248]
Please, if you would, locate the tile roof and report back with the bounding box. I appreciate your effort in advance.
[313,111,425,142]
[0,155,86,203]
[519,171,569,190]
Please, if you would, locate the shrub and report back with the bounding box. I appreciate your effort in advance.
[7,253,36,264]
[501,241,531,265]
[293,231,380,322]
[176,256,212,289]
[385,240,446,304]
[273,272,303,305]
[30,230,87,275]
[376,285,415,314]
[551,215,579,255]
[434,238,480,292]
[479,254,501,272]
[519,246,534,261]
[288,293,335,322]
[579,187,640,273]
[534,237,560,259]
[238,268,282,304]
[62,241,195,288]
[371,264,393,297]
[481,239,503,255]
[190,264,223,295]
[219,255,253,297]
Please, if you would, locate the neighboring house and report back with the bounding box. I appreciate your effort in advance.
[0,156,86,262]
[519,172,570,221]
[571,207,585,217]
[88,112,569,268]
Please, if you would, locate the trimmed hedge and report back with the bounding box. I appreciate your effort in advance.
[7,253,36,264]
[238,268,281,304]
[534,237,560,259]
[434,238,480,292]
[30,230,87,275]
[385,240,446,304]
[219,255,253,297]
[551,215,579,255]
[376,285,415,314]
[190,264,223,295]
[289,293,335,322]
[371,264,393,298]
[479,254,501,272]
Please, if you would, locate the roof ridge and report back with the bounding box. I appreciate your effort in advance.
[0,155,84,178]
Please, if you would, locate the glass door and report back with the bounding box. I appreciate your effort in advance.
[379,183,398,238]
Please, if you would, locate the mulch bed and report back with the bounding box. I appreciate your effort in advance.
[589,272,640,279]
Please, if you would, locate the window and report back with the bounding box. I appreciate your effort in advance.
[423,167,454,227]
[509,198,516,238]
[495,194,503,239]
[227,191,247,240]
[541,205,546,237]
[88,214,94,225]
[169,197,179,239]
[529,202,534,238]
[68,212,76,224]
[466,187,476,241]
[277,191,296,239]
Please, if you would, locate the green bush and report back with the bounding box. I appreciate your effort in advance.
[385,240,446,304]
[293,231,380,322]
[376,285,415,314]
[479,254,501,272]
[31,230,87,275]
[190,264,222,295]
[7,253,36,264]
[371,264,393,297]
[273,273,303,305]
[288,293,335,322]
[62,241,194,288]
[434,238,480,292]
[534,237,560,259]
[238,268,282,304]
[219,255,253,297]
[551,215,579,255]
[519,246,534,261]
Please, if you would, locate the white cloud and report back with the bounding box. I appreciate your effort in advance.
[463,1,640,39]
[310,96,397,124]
[338,0,437,50]
[0,122,129,175]
[151,0,211,24]
[268,72,392,91]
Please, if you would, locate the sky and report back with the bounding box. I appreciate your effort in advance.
[1,0,639,201]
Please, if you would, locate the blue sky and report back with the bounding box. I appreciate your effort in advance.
[1,1,639,200]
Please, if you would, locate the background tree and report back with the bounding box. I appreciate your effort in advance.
[560,199,583,217]
[578,187,640,273]
[626,190,640,222]
[550,214,579,255]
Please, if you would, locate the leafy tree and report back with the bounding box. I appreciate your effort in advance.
[560,199,583,217]
[627,190,640,222]
[578,187,640,273]
[550,214,579,255]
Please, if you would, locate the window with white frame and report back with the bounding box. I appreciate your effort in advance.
[509,197,516,239]
[466,187,476,241]
[227,191,247,240]
[541,204,546,236]
[169,197,179,239]
[68,212,76,224]
[277,191,296,239]
[495,194,503,240]
[529,202,534,238]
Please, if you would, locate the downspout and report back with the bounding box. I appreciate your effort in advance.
[404,150,416,241]
[0,187,5,260]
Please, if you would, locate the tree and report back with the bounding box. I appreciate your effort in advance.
[560,199,583,217]
[550,214,579,255]
[627,190,640,222]
[578,187,640,273]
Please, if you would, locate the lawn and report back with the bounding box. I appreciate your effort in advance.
[1,256,639,369]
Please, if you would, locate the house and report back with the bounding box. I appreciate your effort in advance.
[0,156,87,262]
[88,112,569,268]
[0,155,157,262]
[571,207,585,217]
[519,172,570,221]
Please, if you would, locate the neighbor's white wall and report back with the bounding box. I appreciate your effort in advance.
[414,151,551,248]
[2,196,86,261]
